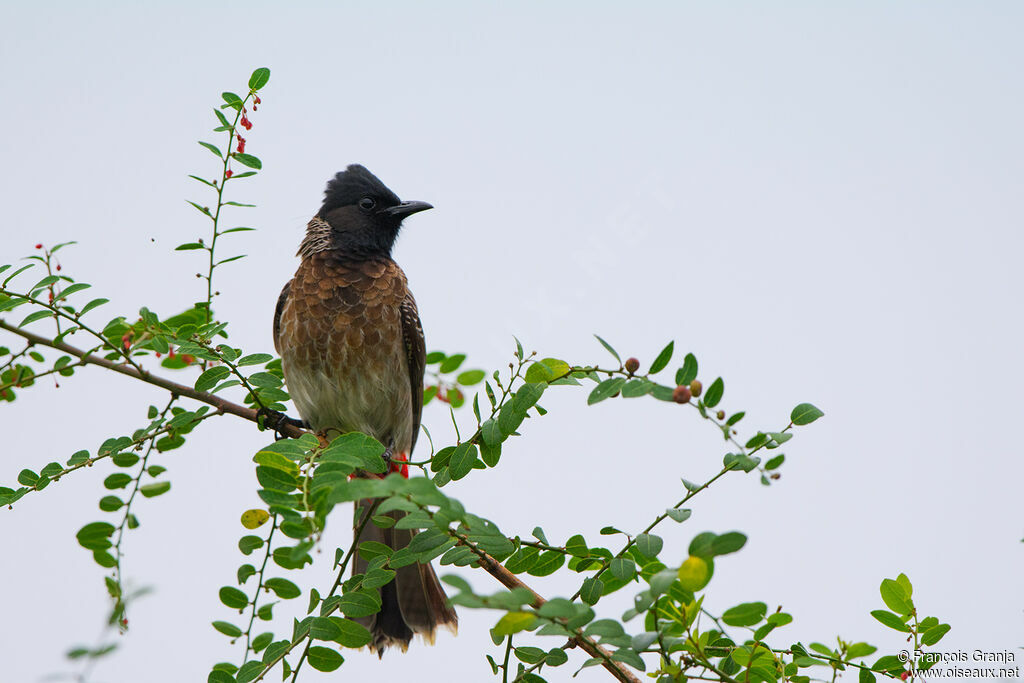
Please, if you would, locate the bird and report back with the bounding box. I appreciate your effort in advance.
[271,164,457,655]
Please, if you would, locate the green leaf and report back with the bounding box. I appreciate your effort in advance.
[337,591,382,618]
[212,621,242,638]
[649,341,674,374]
[609,557,636,581]
[58,282,91,298]
[456,369,485,385]
[103,473,131,489]
[306,645,343,672]
[710,532,747,556]
[635,534,663,558]
[233,153,262,169]
[513,382,545,413]
[524,358,571,383]
[675,353,698,385]
[722,601,767,627]
[580,577,604,605]
[333,618,373,648]
[791,403,824,425]
[195,366,230,392]
[859,668,877,683]
[98,496,124,512]
[666,508,692,523]
[594,335,621,363]
[139,481,171,498]
[584,619,624,638]
[872,655,906,674]
[527,551,565,577]
[620,378,653,398]
[504,547,540,574]
[492,611,537,637]
[448,442,479,481]
[921,623,950,646]
[439,353,466,373]
[248,67,271,90]
[565,534,589,557]
[264,577,301,599]
[19,309,53,327]
[238,535,263,555]
[879,578,912,616]
[198,141,223,158]
[870,610,910,632]
[219,586,249,609]
[588,377,626,405]
[76,522,115,550]
[703,377,724,408]
[80,298,109,315]
[688,532,717,558]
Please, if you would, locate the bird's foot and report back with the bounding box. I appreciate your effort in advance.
[381,438,395,467]
[256,408,306,441]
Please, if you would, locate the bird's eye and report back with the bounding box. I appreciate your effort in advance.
[358,197,376,211]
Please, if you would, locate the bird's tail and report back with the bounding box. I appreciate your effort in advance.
[352,498,458,656]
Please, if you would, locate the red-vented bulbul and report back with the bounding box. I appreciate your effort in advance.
[272,164,457,655]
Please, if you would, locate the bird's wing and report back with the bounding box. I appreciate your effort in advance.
[272,280,292,354]
[400,292,426,456]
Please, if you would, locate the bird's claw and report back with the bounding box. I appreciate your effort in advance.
[257,407,306,441]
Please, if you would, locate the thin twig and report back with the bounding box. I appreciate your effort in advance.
[0,319,304,438]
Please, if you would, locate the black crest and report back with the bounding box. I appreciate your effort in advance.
[320,164,401,215]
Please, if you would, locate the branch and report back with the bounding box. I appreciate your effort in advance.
[2,319,638,683]
[0,319,305,439]
[446,529,641,683]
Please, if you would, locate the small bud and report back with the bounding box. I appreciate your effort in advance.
[672,385,692,403]
[770,473,781,480]
[716,410,725,420]
[689,379,702,397]
[624,357,640,374]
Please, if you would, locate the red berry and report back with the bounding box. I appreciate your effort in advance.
[225,170,233,178]
[672,385,692,404]
[34,243,42,249]
[55,264,61,271]
[236,136,246,154]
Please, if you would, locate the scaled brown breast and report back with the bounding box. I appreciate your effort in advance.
[274,252,415,450]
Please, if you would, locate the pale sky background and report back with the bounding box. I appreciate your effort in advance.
[2,3,1022,682]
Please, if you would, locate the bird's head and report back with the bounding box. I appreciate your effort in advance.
[310,164,432,258]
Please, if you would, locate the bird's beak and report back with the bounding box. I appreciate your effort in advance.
[383,200,433,218]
